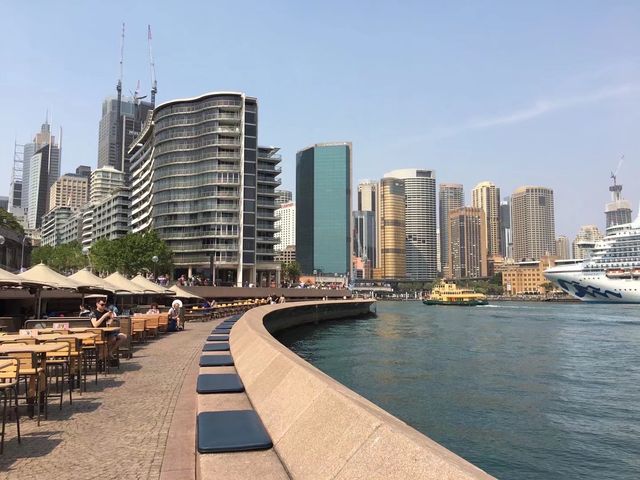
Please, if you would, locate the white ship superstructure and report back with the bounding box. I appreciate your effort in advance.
[545,214,640,303]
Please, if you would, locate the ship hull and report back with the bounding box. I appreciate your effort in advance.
[544,266,640,303]
[423,299,488,306]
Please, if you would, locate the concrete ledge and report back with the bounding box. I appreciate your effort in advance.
[231,300,495,480]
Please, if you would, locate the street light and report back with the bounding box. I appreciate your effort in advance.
[152,255,159,280]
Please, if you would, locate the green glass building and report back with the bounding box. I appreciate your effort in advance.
[296,142,352,276]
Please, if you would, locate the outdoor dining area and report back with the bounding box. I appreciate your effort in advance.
[0,263,259,454]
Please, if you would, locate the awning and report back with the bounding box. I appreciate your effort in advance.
[0,267,26,287]
[104,272,151,295]
[68,268,116,293]
[169,284,204,300]
[18,263,80,290]
[131,275,175,295]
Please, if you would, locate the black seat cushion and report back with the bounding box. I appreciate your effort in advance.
[199,355,234,367]
[203,342,230,352]
[197,373,244,393]
[197,410,272,453]
[207,335,229,342]
[220,320,237,326]
[213,328,232,334]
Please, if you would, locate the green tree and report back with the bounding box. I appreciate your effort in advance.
[31,242,87,273]
[89,231,172,276]
[0,208,25,235]
[282,261,301,283]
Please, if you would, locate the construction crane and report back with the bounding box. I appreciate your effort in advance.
[609,154,624,201]
[131,79,147,104]
[148,24,157,107]
[116,23,125,170]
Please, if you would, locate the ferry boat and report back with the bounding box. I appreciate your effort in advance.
[423,280,488,306]
[544,213,640,303]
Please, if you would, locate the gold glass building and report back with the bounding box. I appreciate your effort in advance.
[448,206,487,279]
[373,177,406,279]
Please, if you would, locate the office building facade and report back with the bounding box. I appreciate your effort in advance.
[358,180,377,212]
[373,177,406,279]
[384,169,437,281]
[511,186,556,261]
[353,210,376,277]
[27,146,60,229]
[275,201,296,251]
[500,198,512,259]
[275,189,292,206]
[447,207,487,279]
[555,235,570,260]
[572,225,603,260]
[296,142,352,276]
[49,174,89,211]
[472,181,502,258]
[90,166,126,203]
[439,183,464,273]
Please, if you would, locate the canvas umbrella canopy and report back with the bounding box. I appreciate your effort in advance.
[169,284,204,300]
[131,275,175,295]
[103,272,149,295]
[0,267,27,287]
[68,269,117,294]
[18,263,80,318]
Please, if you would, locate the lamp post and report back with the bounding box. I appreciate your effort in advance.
[20,236,27,272]
[0,235,5,270]
[152,255,159,281]
[82,246,92,271]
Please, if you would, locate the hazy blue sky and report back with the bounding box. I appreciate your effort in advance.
[2,1,639,237]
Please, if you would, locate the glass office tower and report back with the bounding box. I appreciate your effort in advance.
[296,142,352,276]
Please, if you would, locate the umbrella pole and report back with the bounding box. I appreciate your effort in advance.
[35,289,42,319]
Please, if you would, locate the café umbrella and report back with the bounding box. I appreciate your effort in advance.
[130,275,175,295]
[18,263,81,318]
[169,284,204,300]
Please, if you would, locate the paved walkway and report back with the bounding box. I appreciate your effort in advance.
[0,321,214,480]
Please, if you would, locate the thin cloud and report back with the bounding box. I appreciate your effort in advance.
[429,83,640,140]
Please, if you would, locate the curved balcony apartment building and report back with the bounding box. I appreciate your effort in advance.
[129,92,281,286]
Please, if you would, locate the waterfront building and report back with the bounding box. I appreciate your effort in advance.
[472,181,502,258]
[296,142,352,276]
[500,197,512,259]
[384,169,437,281]
[48,174,89,211]
[59,210,83,245]
[92,188,131,242]
[502,256,557,295]
[358,180,377,212]
[572,225,603,260]
[373,177,406,279]
[98,96,153,175]
[22,120,61,219]
[605,175,632,228]
[128,91,281,285]
[275,189,292,206]
[275,201,296,252]
[81,205,93,247]
[439,183,464,274]
[353,210,376,278]
[41,206,74,247]
[555,235,570,260]
[511,186,556,261]
[447,206,487,279]
[90,166,126,203]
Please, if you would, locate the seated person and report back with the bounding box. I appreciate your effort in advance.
[168,300,183,331]
[79,304,92,317]
[146,302,160,314]
[91,298,127,359]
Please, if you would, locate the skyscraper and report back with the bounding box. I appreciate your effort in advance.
[555,235,570,260]
[275,201,296,251]
[448,207,487,279]
[373,177,406,279]
[384,169,437,281]
[296,142,352,276]
[22,121,60,221]
[572,225,603,260]
[605,174,632,228]
[90,166,126,203]
[511,186,556,261]
[129,92,281,285]
[353,210,376,275]
[358,180,377,212]
[49,174,89,211]
[97,96,153,174]
[439,183,464,273]
[472,181,502,258]
[27,145,60,229]
[500,197,512,259]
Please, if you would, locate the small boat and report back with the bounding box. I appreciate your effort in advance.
[423,280,488,306]
[606,268,631,279]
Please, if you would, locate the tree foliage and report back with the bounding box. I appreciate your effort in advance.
[0,208,25,235]
[31,232,173,276]
[281,261,301,283]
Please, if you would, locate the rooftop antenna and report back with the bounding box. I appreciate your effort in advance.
[148,25,157,107]
[116,23,125,170]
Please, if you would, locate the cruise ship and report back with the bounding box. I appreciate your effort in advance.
[544,179,640,303]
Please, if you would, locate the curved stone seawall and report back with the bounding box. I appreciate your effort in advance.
[230,300,494,480]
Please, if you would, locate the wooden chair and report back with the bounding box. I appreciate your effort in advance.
[56,337,85,394]
[42,341,72,409]
[131,318,147,344]
[116,317,132,360]
[11,349,46,426]
[81,329,103,383]
[0,357,20,454]
[157,314,169,333]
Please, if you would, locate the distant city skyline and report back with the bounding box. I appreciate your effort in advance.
[2,1,639,237]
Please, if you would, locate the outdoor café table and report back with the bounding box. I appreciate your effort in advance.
[0,358,13,370]
[0,343,66,404]
[34,332,98,342]
[0,335,35,343]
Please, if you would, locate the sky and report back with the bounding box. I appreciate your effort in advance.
[1,0,639,237]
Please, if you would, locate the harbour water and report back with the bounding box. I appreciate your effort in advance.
[277,301,640,479]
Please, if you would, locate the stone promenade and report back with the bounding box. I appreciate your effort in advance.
[0,320,215,480]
